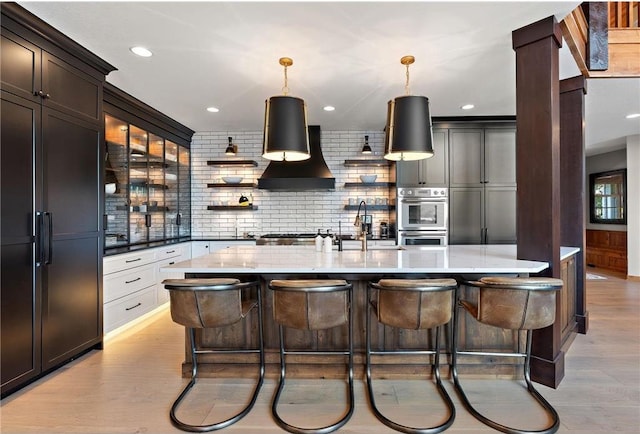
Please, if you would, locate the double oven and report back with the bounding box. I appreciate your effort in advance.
[397,187,448,246]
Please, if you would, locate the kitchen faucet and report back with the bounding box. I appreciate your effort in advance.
[354,200,368,251]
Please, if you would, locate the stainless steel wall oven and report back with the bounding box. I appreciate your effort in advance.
[397,187,448,246]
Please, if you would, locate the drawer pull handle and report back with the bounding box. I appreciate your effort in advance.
[125,258,142,263]
[125,302,142,311]
[166,250,176,254]
[169,262,175,265]
[125,277,141,284]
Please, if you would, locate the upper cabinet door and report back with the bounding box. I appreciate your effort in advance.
[1,31,40,102]
[41,51,101,123]
[484,129,516,186]
[421,128,448,186]
[449,129,484,187]
[178,146,191,239]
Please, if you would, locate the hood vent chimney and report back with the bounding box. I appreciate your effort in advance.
[258,125,335,191]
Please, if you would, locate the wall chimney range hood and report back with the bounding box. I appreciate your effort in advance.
[258,125,335,191]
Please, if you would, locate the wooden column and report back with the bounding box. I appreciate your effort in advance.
[560,76,589,335]
[512,16,564,388]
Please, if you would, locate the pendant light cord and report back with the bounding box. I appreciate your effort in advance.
[282,64,289,95]
[405,63,410,95]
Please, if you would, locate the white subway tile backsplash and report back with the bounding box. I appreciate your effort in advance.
[191,129,393,238]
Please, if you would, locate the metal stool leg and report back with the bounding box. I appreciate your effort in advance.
[271,286,354,434]
[451,295,560,434]
[169,284,265,432]
[365,284,455,434]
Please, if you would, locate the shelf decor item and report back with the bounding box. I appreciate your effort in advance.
[384,55,434,161]
[222,176,243,184]
[360,175,377,183]
[262,57,310,162]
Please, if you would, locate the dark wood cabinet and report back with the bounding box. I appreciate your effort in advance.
[585,229,628,273]
[1,3,115,397]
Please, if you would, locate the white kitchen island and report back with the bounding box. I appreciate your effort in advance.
[162,244,579,381]
[163,244,581,276]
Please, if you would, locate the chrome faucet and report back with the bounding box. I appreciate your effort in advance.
[354,200,368,251]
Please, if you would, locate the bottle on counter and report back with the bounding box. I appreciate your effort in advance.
[315,230,323,252]
[323,233,333,253]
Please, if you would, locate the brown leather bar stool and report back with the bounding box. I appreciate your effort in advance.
[451,276,563,434]
[163,278,264,432]
[366,278,457,434]
[269,279,354,434]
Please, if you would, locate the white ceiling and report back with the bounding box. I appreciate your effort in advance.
[18,1,640,155]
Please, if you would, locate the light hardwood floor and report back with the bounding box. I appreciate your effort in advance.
[1,270,638,433]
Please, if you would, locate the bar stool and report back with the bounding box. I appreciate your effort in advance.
[451,276,563,434]
[269,279,354,434]
[366,278,457,434]
[163,278,264,432]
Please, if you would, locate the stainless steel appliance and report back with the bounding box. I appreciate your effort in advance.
[256,233,317,246]
[397,187,448,246]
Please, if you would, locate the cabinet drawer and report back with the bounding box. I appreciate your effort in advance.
[104,286,157,333]
[155,245,183,260]
[104,264,155,303]
[103,250,155,275]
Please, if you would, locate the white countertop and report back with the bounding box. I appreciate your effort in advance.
[162,245,579,275]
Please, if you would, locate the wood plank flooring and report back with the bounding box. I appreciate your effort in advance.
[1,270,638,433]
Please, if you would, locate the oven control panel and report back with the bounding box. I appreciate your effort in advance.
[397,187,448,198]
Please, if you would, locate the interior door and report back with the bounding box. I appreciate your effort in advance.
[40,108,101,369]
[0,92,42,394]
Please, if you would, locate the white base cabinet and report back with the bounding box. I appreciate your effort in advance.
[103,242,190,333]
[191,240,256,258]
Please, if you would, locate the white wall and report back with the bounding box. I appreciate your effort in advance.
[190,130,394,239]
[627,135,639,278]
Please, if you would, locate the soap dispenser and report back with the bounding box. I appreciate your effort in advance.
[323,233,333,253]
[315,230,323,252]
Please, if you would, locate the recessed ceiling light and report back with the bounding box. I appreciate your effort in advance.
[461,104,475,110]
[206,107,220,113]
[626,113,640,119]
[323,106,336,112]
[130,46,152,57]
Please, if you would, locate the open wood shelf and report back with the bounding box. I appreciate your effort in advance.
[207,205,258,211]
[343,159,391,167]
[207,183,256,188]
[207,160,258,167]
[344,182,395,188]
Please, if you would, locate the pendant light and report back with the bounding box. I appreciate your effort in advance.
[262,57,310,162]
[384,55,434,161]
[361,135,372,154]
[225,137,237,155]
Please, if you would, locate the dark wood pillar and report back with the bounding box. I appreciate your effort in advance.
[560,76,589,335]
[512,16,564,388]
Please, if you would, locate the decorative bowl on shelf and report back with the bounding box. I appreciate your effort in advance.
[222,176,243,184]
[360,174,377,184]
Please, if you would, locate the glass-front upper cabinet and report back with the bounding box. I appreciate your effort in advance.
[178,145,191,238]
[104,112,191,251]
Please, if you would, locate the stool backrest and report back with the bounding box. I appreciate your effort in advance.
[169,289,244,328]
[472,277,563,330]
[163,279,249,329]
[270,280,351,330]
[378,288,454,330]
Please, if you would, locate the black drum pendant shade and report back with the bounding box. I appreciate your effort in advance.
[263,95,310,161]
[384,95,434,161]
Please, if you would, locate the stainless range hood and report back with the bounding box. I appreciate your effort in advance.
[258,125,335,191]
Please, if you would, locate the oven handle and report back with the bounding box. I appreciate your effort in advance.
[399,198,447,203]
[400,231,448,237]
